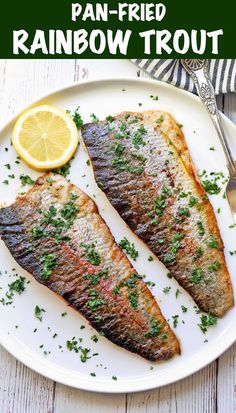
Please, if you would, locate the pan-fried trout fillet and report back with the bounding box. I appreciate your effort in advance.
[0,173,180,361]
[82,110,234,317]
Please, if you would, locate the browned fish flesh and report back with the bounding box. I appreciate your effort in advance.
[82,110,234,317]
[0,173,180,361]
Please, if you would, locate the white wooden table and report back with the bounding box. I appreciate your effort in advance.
[0,59,235,413]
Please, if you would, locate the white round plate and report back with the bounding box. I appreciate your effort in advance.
[0,77,236,393]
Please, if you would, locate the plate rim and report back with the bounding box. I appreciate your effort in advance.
[0,76,235,393]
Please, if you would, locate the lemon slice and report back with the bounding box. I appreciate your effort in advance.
[12,105,79,170]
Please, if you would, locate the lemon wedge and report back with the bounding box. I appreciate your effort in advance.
[12,105,79,170]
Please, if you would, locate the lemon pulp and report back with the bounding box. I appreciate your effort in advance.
[12,105,79,170]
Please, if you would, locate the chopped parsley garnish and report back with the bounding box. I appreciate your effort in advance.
[114,142,125,156]
[113,273,143,297]
[162,185,172,195]
[178,192,188,198]
[153,185,172,219]
[206,236,219,249]
[34,305,46,322]
[197,221,205,237]
[146,280,155,288]
[110,121,147,174]
[20,175,35,186]
[8,277,26,294]
[67,106,83,129]
[91,334,98,343]
[90,113,99,123]
[132,134,145,149]
[0,274,27,305]
[171,232,184,254]
[208,260,221,272]
[148,256,154,262]
[172,315,179,328]
[53,161,71,177]
[119,237,138,261]
[60,198,78,220]
[132,126,147,149]
[189,196,198,207]
[177,207,190,218]
[80,347,91,363]
[41,205,57,225]
[181,305,187,313]
[111,156,129,170]
[66,337,80,353]
[150,95,159,101]
[40,253,57,279]
[119,121,128,132]
[61,312,67,317]
[126,273,143,288]
[156,115,164,124]
[144,319,163,338]
[39,195,78,241]
[90,373,96,377]
[88,289,107,310]
[195,247,204,259]
[106,115,114,122]
[175,288,181,298]
[112,375,117,380]
[198,314,217,333]
[80,243,101,266]
[84,268,108,286]
[161,332,169,340]
[154,197,167,218]
[163,286,171,293]
[229,223,236,229]
[163,252,176,264]
[190,268,203,284]
[128,290,138,309]
[31,226,45,239]
[202,179,221,195]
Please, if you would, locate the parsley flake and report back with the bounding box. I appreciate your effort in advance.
[80,243,101,266]
[119,237,138,261]
[198,314,217,333]
[20,175,35,186]
[34,305,46,322]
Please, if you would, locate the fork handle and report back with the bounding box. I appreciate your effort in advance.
[181,60,236,176]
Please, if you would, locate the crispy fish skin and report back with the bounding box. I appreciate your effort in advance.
[0,174,180,361]
[82,110,234,317]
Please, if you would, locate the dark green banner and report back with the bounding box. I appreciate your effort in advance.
[0,0,235,58]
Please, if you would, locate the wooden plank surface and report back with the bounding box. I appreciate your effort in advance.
[0,58,235,413]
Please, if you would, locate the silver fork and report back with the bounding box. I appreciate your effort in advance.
[181,59,236,222]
